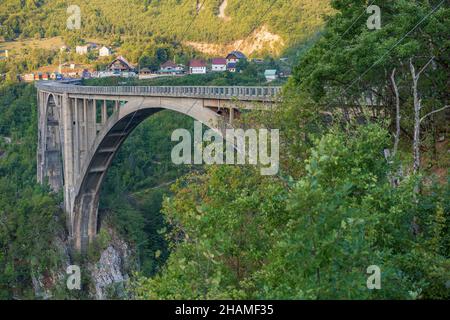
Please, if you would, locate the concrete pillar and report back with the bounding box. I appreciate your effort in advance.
[73,98,80,178]
[87,99,96,148]
[81,99,88,163]
[229,107,235,124]
[102,100,107,124]
[37,91,44,184]
[61,93,74,214]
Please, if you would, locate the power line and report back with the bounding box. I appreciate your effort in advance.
[340,0,445,97]
[235,0,279,53]
[179,0,208,43]
[326,0,377,51]
[322,0,446,108]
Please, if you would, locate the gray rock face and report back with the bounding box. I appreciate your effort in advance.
[89,239,130,300]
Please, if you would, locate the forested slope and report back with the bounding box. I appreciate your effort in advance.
[0,0,332,47]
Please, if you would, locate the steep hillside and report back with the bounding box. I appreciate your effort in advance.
[0,0,332,55]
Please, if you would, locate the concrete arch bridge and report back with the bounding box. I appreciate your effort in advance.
[36,81,281,252]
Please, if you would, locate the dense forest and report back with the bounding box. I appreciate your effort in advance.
[0,0,449,300]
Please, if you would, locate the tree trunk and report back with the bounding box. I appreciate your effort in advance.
[410,60,421,174]
[390,68,401,158]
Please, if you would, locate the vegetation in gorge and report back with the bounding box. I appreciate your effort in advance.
[0,84,67,299]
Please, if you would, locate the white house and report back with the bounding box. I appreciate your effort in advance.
[99,46,111,57]
[76,45,89,55]
[75,43,98,55]
[189,59,207,74]
[160,61,185,74]
[264,69,278,82]
[211,58,227,72]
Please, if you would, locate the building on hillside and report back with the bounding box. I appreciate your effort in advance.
[0,50,8,59]
[41,73,50,81]
[252,58,264,64]
[107,56,135,73]
[264,69,278,82]
[86,42,99,50]
[140,68,152,76]
[50,72,63,80]
[279,70,291,79]
[81,69,92,79]
[99,46,111,57]
[189,59,207,74]
[211,58,227,72]
[76,45,90,55]
[226,51,247,65]
[75,43,98,55]
[160,61,185,75]
[23,73,35,82]
[227,62,237,73]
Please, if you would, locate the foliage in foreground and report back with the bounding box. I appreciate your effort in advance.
[132,125,449,299]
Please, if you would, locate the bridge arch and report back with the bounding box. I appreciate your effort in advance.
[70,97,226,252]
[36,82,281,253]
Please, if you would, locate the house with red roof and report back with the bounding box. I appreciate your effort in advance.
[211,58,227,72]
[189,59,207,74]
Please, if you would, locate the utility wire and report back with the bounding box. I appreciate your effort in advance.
[321,0,446,109]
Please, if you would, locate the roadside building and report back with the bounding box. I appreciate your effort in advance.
[140,68,152,76]
[107,56,135,73]
[160,61,184,75]
[211,58,227,72]
[189,59,207,74]
[264,69,278,82]
[81,69,91,79]
[50,72,63,80]
[23,73,35,82]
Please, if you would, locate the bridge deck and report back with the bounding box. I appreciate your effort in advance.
[35,82,282,102]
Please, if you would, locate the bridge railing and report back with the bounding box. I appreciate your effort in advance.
[35,82,282,101]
